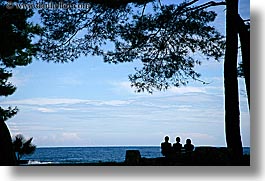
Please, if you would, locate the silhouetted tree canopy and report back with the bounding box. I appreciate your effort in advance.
[0,0,249,165]
[0,1,41,165]
[37,0,249,163]
[38,0,225,93]
[13,134,36,162]
[0,2,41,120]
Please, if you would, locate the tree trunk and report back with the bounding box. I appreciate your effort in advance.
[0,121,17,165]
[238,15,250,109]
[224,0,243,164]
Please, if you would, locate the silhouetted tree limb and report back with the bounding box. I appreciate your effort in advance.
[190,1,226,11]
[238,15,250,108]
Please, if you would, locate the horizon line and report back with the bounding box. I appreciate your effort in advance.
[36,145,251,148]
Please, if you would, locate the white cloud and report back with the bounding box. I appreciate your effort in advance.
[8,122,63,133]
[61,132,81,141]
[1,98,88,106]
[2,85,249,147]
[168,86,206,94]
[182,133,216,141]
[36,107,57,113]
[1,98,134,107]
[96,100,134,106]
[111,81,211,98]
[33,132,84,147]
[165,132,218,146]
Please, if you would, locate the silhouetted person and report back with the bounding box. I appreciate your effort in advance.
[173,137,182,154]
[161,136,172,157]
[184,138,194,153]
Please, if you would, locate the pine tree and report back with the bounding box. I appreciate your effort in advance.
[0,2,41,165]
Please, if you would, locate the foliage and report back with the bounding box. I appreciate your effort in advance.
[0,68,18,122]
[0,0,41,165]
[12,134,36,161]
[38,0,225,93]
[37,0,248,161]
[0,0,247,163]
[0,1,41,121]
[115,3,225,93]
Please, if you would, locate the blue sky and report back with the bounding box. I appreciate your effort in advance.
[1,0,250,147]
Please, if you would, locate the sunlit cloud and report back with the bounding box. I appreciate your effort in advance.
[37,107,57,113]
[33,132,85,147]
[168,86,206,94]
[1,98,88,106]
[111,81,213,97]
[1,98,134,107]
[3,79,249,147]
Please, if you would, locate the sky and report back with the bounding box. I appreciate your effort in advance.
[1,0,250,147]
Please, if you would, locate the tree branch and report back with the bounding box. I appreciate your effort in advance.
[190,1,226,11]
[141,2,147,18]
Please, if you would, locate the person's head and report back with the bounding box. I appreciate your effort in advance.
[186,138,192,144]
[165,136,169,142]
[176,137,180,143]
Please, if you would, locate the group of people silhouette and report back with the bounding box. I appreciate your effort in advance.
[161,136,194,157]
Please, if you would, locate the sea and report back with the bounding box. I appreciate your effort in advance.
[22,146,250,165]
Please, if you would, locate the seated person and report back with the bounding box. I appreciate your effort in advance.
[161,136,172,157]
[173,137,182,154]
[184,138,194,152]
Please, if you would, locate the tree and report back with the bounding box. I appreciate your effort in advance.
[224,0,243,164]
[38,0,225,88]
[0,1,41,165]
[12,134,36,162]
[237,15,250,108]
[37,0,248,163]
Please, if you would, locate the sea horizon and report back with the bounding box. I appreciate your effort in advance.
[36,145,251,148]
[22,146,250,165]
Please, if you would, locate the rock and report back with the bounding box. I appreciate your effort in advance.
[125,150,141,165]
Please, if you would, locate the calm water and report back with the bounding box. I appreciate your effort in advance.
[23,146,250,165]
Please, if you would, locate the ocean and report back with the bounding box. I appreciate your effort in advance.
[22,146,250,165]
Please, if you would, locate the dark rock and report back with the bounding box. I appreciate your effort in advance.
[125,150,141,166]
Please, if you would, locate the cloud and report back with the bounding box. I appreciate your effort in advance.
[182,133,216,141]
[36,107,57,113]
[33,132,84,147]
[1,98,87,106]
[61,132,81,141]
[1,98,134,107]
[3,84,249,147]
[111,81,210,97]
[164,132,219,146]
[168,86,206,94]
[8,122,63,133]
